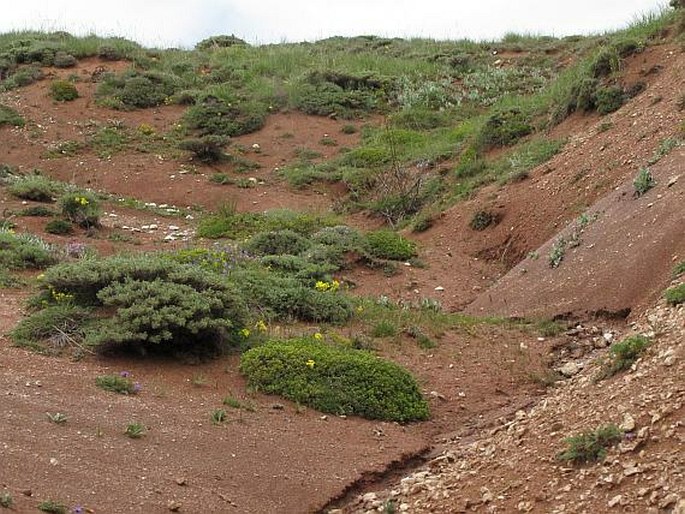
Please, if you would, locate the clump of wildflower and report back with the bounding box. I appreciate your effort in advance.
[240,328,251,338]
[305,359,315,368]
[255,320,267,332]
[313,333,323,341]
[74,196,89,206]
[65,241,88,259]
[315,280,340,292]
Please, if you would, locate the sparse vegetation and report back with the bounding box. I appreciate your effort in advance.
[96,373,141,395]
[0,492,12,509]
[557,424,623,464]
[124,422,146,438]
[664,284,685,305]
[37,500,68,514]
[0,103,25,127]
[596,335,651,380]
[633,167,655,197]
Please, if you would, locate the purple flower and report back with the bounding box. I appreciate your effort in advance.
[72,506,84,514]
[119,371,130,378]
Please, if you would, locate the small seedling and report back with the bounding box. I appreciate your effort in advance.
[664,284,685,305]
[37,500,68,514]
[96,374,141,395]
[190,373,208,387]
[0,492,13,508]
[124,422,146,439]
[211,409,227,425]
[47,412,68,424]
[633,167,655,197]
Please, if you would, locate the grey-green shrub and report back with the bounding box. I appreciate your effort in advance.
[240,338,429,422]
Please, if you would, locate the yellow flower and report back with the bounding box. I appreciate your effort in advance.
[255,320,267,332]
[240,328,251,338]
[314,280,329,292]
[305,359,315,368]
[37,273,45,280]
[356,305,364,313]
[330,280,340,292]
[313,333,323,341]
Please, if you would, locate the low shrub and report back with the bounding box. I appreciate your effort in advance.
[229,266,353,323]
[240,338,429,422]
[11,304,90,350]
[478,108,533,148]
[59,191,101,228]
[183,97,266,137]
[557,424,623,464]
[53,51,77,68]
[664,284,685,305]
[45,218,74,235]
[364,230,417,261]
[470,210,497,231]
[19,205,56,217]
[7,174,61,202]
[0,231,56,269]
[243,229,312,256]
[195,34,248,50]
[23,254,249,356]
[595,86,624,114]
[0,103,25,127]
[50,80,78,102]
[179,135,229,162]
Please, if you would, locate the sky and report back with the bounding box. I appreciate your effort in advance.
[1,0,668,48]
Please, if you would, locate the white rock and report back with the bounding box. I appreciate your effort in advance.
[608,495,622,507]
[434,286,445,292]
[619,413,636,432]
[559,362,581,377]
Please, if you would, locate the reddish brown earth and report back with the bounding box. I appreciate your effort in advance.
[0,42,683,514]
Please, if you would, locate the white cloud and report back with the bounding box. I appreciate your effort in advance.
[0,0,668,48]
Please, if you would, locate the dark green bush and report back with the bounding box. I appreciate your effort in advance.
[240,338,429,422]
[98,45,122,61]
[558,424,623,464]
[19,205,56,217]
[97,71,179,109]
[195,34,248,50]
[595,86,624,114]
[0,231,56,269]
[229,266,352,323]
[7,174,61,202]
[28,254,249,355]
[664,284,685,305]
[50,80,78,102]
[590,48,620,79]
[0,104,25,127]
[470,210,497,231]
[364,230,417,261]
[45,218,73,235]
[58,191,101,228]
[179,135,229,162]
[244,229,312,256]
[292,78,379,118]
[478,108,533,148]
[184,97,267,137]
